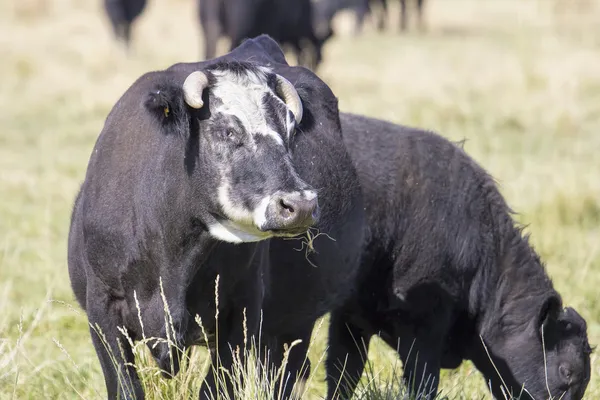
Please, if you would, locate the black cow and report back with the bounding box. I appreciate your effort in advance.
[68,35,365,399]
[324,113,592,399]
[104,0,147,48]
[198,0,327,70]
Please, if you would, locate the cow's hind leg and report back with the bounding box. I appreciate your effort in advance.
[87,280,143,400]
[326,310,372,400]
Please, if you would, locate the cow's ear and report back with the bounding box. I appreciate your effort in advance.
[144,85,185,123]
[538,295,562,339]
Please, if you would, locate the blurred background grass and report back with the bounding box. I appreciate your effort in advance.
[0,0,599,398]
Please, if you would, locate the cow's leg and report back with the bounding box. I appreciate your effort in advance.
[326,310,372,400]
[374,0,388,31]
[198,0,221,60]
[416,0,426,32]
[353,0,370,35]
[202,20,220,60]
[399,0,408,31]
[392,334,441,398]
[292,41,306,69]
[309,36,324,71]
[87,280,143,400]
[199,338,236,400]
[122,22,133,51]
[198,293,262,399]
[265,325,315,400]
[385,310,451,399]
[226,4,255,54]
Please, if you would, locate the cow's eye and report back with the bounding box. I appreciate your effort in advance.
[223,130,235,139]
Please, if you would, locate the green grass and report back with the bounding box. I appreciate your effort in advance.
[1,0,599,398]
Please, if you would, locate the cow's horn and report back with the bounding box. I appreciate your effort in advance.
[183,71,209,109]
[275,75,303,125]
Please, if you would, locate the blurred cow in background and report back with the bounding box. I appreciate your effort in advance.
[198,0,328,70]
[104,0,147,48]
[313,0,426,43]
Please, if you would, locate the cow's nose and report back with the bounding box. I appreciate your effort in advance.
[262,191,319,232]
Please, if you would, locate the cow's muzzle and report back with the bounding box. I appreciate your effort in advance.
[260,191,319,234]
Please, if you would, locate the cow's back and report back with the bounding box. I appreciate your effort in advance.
[340,112,498,306]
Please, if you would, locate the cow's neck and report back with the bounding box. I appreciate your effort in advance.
[467,220,557,357]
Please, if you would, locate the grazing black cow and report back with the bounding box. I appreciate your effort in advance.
[324,113,592,400]
[68,35,365,400]
[198,0,327,70]
[104,0,147,47]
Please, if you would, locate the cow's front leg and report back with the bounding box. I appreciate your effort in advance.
[87,279,144,400]
[199,338,236,400]
[261,324,315,400]
[198,302,261,400]
[326,310,372,400]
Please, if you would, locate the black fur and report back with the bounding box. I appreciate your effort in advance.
[324,113,592,400]
[68,36,365,400]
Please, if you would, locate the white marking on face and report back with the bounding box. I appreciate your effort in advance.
[211,69,285,146]
[253,195,271,231]
[303,190,317,201]
[215,186,277,238]
[217,183,254,225]
[207,219,271,243]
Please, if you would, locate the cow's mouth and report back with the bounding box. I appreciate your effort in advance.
[267,227,310,237]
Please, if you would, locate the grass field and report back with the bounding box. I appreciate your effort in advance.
[1,0,599,398]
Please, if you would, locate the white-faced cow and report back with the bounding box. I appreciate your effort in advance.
[198,0,328,70]
[323,113,592,400]
[68,35,365,399]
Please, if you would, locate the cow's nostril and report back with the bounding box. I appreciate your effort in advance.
[279,199,295,215]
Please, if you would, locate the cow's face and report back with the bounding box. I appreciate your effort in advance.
[145,63,319,243]
[480,297,592,400]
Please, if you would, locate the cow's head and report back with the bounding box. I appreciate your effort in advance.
[477,295,592,400]
[144,62,319,243]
